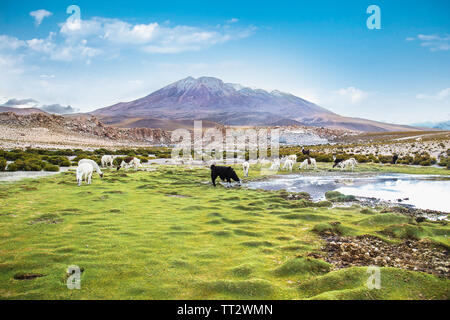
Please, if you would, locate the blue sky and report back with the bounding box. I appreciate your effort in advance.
[0,0,449,124]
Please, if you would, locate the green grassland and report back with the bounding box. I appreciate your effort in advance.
[0,163,448,299]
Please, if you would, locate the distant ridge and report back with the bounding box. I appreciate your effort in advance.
[0,106,48,115]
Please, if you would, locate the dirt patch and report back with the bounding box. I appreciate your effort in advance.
[29,213,64,225]
[309,235,449,278]
[21,186,38,191]
[14,273,45,280]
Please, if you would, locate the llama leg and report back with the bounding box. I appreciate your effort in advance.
[211,172,218,187]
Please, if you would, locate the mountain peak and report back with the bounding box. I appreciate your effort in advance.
[93,76,335,126]
[91,76,417,131]
[168,76,227,93]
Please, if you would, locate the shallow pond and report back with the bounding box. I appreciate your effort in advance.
[246,173,450,212]
[0,167,71,182]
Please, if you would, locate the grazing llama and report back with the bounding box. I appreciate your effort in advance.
[299,158,317,170]
[76,163,94,186]
[101,155,114,167]
[117,157,142,171]
[332,155,344,168]
[242,161,250,177]
[337,158,358,171]
[283,159,294,172]
[270,159,281,171]
[77,159,104,178]
[287,154,297,162]
[258,158,271,165]
[392,154,399,164]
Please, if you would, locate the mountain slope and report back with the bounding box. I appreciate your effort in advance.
[92,76,419,132]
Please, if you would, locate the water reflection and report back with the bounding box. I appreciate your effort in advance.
[246,174,450,212]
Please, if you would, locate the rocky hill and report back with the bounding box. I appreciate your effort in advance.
[0,112,171,148]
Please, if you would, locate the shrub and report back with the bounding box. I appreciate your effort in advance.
[7,158,46,171]
[2,151,26,161]
[378,155,393,164]
[137,156,149,163]
[325,191,357,202]
[0,157,6,171]
[398,155,413,165]
[438,158,448,167]
[6,163,19,171]
[354,154,369,163]
[43,163,59,172]
[73,154,88,162]
[47,156,71,167]
[313,153,333,162]
[22,159,44,171]
[94,148,111,155]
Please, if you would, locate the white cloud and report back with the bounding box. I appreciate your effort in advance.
[25,32,101,62]
[335,86,368,104]
[58,17,255,54]
[417,88,450,100]
[0,54,25,75]
[406,34,450,51]
[0,35,25,50]
[0,15,256,63]
[227,18,239,24]
[30,9,52,26]
[40,74,55,79]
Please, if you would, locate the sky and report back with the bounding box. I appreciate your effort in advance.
[0,0,449,124]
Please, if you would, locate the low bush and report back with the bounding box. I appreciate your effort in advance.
[7,158,44,171]
[313,153,334,162]
[354,154,370,163]
[6,163,19,171]
[46,156,71,167]
[0,157,6,171]
[325,191,357,202]
[378,155,393,164]
[43,163,59,172]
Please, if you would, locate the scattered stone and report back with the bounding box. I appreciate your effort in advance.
[309,234,449,278]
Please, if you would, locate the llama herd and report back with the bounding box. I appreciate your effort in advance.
[239,153,358,179]
[75,151,359,187]
[76,155,142,186]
